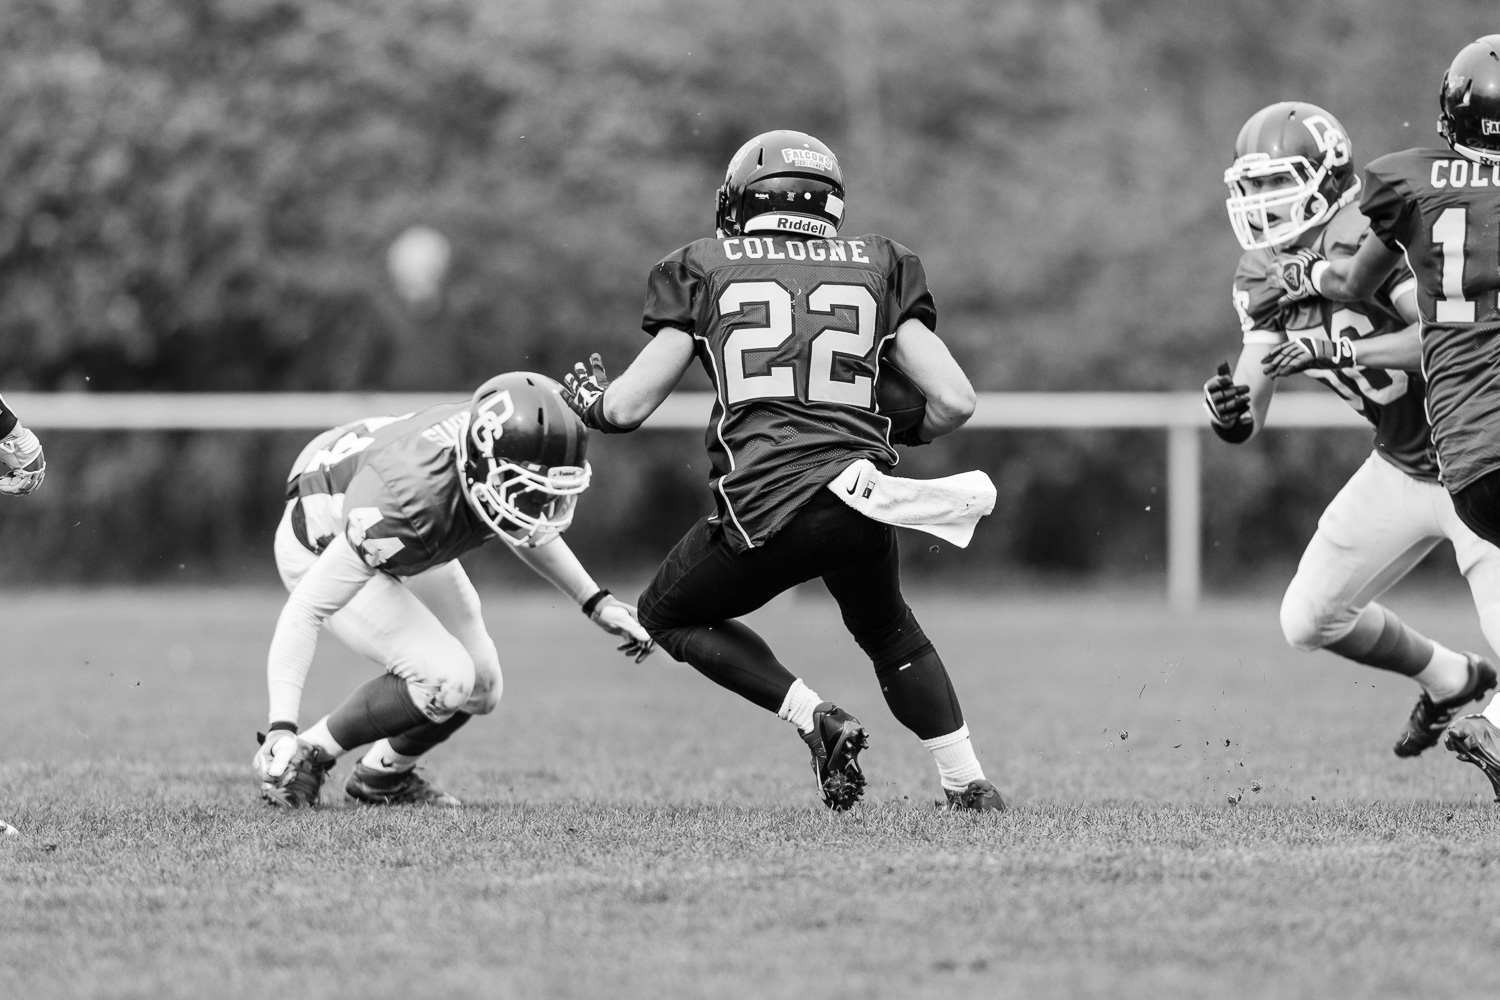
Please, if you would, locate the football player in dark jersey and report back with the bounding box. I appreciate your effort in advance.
[1204,102,1498,758]
[0,392,45,496]
[560,130,1003,812]
[254,373,654,808]
[1273,37,1500,798]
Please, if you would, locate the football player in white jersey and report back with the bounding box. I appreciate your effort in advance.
[254,373,653,808]
[1204,102,1499,756]
[0,393,45,496]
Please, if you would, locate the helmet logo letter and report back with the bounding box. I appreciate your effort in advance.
[1301,115,1350,167]
[1484,120,1500,136]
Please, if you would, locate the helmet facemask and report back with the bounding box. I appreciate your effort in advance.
[457,392,591,547]
[1224,152,1356,251]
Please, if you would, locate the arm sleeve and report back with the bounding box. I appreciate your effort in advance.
[1360,165,1417,252]
[503,534,601,605]
[642,254,701,337]
[266,534,376,724]
[890,250,938,331]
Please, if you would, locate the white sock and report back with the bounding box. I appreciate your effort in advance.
[1413,646,1471,703]
[922,725,985,792]
[360,739,419,773]
[299,717,347,758]
[1482,693,1500,727]
[777,679,823,734]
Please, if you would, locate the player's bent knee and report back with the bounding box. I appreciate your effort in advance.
[1279,587,1356,651]
[406,651,477,719]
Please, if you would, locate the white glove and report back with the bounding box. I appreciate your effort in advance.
[589,594,655,662]
[253,729,300,782]
[0,427,44,497]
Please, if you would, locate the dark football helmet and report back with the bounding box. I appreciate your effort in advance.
[714,130,845,239]
[1224,102,1357,250]
[1438,35,1500,165]
[458,372,590,546]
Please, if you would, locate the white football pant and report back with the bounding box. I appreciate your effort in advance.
[274,504,503,717]
[1280,451,1500,654]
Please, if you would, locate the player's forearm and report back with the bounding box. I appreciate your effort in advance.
[1313,238,1404,302]
[508,535,600,606]
[601,328,697,429]
[1345,325,1422,371]
[265,536,375,725]
[1234,347,1275,440]
[888,318,976,440]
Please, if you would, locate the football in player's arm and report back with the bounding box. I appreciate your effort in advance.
[1207,100,1500,763]
[0,393,45,496]
[254,373,653,808]
[562,130,1003,813]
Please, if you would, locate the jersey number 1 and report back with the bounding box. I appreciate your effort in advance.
[1431,206,1500,322]
[719,281,878,407]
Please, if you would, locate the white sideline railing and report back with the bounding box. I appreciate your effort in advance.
[8,391,1368,610]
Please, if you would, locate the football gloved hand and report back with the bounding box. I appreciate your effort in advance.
[562,353,611,428]
[0,426,45,497]
[1204,362,1251,429]
[0,454,45,496]
[1261,335,1357,379]
[253,729,300,783]
[588,593,655,662]
[1276,248,1326,303]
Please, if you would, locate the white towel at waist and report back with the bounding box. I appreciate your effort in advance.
[826,458,996,548]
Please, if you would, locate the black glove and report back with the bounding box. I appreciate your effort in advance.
[1204,362,1252,443]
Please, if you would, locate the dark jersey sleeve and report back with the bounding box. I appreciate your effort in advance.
[0,393,17,439]
[888,246,938,331]
[1360,161,1420,252]
[642,251,703,337]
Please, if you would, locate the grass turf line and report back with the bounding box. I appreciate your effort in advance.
[2,585,1500,999]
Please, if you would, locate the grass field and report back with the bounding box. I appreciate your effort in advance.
[4,582,1500,999]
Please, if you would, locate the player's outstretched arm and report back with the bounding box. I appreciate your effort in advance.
[255,535,376,778]
[563,329,696,432]
[885,318,976,442]
[1278,238,1405,304]
[507,535,654,661]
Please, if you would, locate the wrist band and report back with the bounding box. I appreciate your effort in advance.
[586,396,632,434]
[581,588,611,617]
[1310,259,1330,295]
[1211,419,1253,444]
[268,721,299,734]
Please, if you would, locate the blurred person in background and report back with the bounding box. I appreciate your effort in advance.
[562,130,1003,812]
[1273,37,1500,798]
[254,373,653,808]
[1204,101,1498,759]
[0,393,45,497]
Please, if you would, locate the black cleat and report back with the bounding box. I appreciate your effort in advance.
[943,778,1007,812]
[1394,653,1498,757]
[801,702,868,811]
[1445,715,1500,803]
[345,763,461,807]
[260,742,336,809]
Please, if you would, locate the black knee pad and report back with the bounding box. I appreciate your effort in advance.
[853,606,935,673]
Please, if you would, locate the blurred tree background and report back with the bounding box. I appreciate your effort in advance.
[0,0,1493,585]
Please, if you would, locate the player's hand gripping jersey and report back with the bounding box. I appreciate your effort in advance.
[1234,201,1435,479]
[643,233,937,549]
[1359,149,1500,491]
[287,385,585,574]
